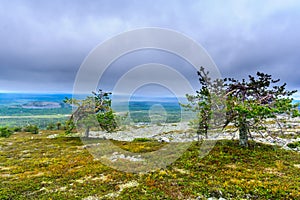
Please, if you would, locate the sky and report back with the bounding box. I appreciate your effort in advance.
[0,0,300,98]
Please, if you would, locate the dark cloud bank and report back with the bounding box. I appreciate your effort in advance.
[0,0,299,98]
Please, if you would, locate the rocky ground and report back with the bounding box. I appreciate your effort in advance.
[87,117,300,152]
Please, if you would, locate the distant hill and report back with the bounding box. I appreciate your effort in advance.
[0,93,72,106]
[21,101,61,109]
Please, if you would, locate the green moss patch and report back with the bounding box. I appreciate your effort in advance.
[0,132,299,199]
[287,141,300,149]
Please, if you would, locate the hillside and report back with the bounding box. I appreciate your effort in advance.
[1,131,299,199]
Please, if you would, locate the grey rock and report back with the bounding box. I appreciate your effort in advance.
[158,137,170,143]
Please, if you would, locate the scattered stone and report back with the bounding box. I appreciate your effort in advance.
[47,134,58,138]
[59,186,67,191]
[83,143,101,149]
[109,152,144,162]
[118,180,139,190]
[21,150,30,153]
[294,164,300,168]
[173,167,190,174]
[75,179,84,184]
[158,137,170,143]
[207,197,226,200]
[83,196,99,200]
[98,180,139,199]
[0,173,12,177]
[0,166,14,171]
[225,164,237,169]
[81,118,300,153]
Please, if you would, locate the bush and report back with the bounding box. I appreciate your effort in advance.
[0,127,13,138]
[287,141,300,149]
[46,123,55,130]
[12,126,22,132]
[132,138,153,142]
[23,124,39,134]
[65,119,76,134]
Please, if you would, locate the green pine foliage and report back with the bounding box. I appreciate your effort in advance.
[184,67,299,147]
[63,89,117,136]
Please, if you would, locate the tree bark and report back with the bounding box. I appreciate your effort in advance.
[85,126,90,138]
[239,120,249,147]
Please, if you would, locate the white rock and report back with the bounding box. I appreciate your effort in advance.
[158,137,170,143]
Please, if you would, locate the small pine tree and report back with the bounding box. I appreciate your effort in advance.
[223,72,299,147]
[185,68,299,147]
[64,89,117,137]
[182,67,225,142]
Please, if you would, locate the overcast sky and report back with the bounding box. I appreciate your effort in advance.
[1,0,300,98]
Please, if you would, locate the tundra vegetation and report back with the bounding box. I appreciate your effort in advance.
[0,130,300,199]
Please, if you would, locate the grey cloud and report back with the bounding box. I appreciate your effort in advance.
[0,0,299,95]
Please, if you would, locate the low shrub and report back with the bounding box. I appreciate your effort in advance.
[23,124,39,134]
[65,119,76,134]
[287,141,300,149]
[132,138,153,142]
[46,122,55,130]
[0,127,13,138]
[12,126,22,132]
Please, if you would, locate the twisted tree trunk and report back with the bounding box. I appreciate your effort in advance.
[239,119,249,147]
[85,126,90,138]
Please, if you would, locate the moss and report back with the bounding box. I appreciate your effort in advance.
[110,139,165,153]
[0,132,299,199]
[132,137,155,142]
